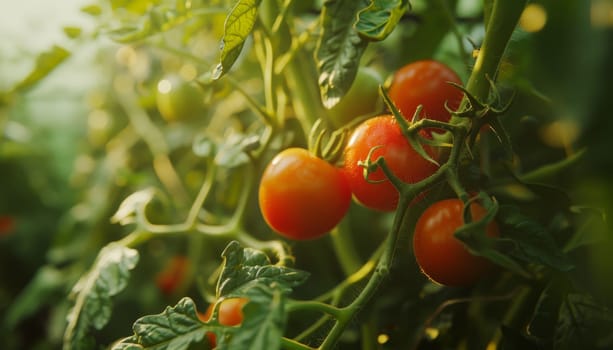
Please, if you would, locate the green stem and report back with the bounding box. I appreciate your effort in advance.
[318,200,410,349]
[281,337,316,350]
[360,314,378,350]
[330,219,363,276]
[519,148,586,183]
[465,0,527,102]
[287,300,343,318]
[260,0,321,135]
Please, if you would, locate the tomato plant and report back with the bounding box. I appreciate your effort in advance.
[413,198,499,286]
[2,1,612,350]
[259,148,351,240]
[388,60,463,136]
[343,114,438,211]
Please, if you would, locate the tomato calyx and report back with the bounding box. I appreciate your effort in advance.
[446,81,515,148]
[381,87,443,167]
[307,118,350,165]
[356,145,387,185]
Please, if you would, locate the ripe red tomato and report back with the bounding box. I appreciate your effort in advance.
[199,298,248,348]
[259,148,351,240]
[342,115,439,212]
[413,199,499,286]
[155,256,189,296]
[0,215,15,237]
[388,60,463,136]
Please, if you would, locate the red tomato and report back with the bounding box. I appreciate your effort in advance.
[342,115,439,212]
[155,256,189,295]
[259,148,351,240]
[199,298,248,348]
[388,60,463,136]
[0,215,15,237]
[413,199,499,286]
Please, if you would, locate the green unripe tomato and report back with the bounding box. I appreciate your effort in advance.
[155,74,205,122]
[328,67,383,128]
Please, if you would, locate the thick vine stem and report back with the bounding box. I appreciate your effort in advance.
[317,198,410,349]
[465,0,528,102]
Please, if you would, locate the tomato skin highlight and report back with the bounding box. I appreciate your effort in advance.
[413,199,499,286]
[258,148,351,240]
[388,60,463,136]
[342,115,439,212]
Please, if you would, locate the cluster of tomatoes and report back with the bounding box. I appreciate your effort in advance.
[190,61,500,349]
[259,60,499,287]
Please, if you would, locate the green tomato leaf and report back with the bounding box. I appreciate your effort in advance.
[315,0,370,109]
[563,206,607,252]
[63,26,83,39]
[192,134,217,159]
[108,19,153,43]
[80,4,102,16]
[527,277,569,339]
[355,0,409,41]
[212,0,262,80]
[214,286,286,350]
[111,0,161,14]
[214,132,251,168]
[64,243,139,350]
[216,241,309,297]
[110,188,157,226]
[496,205,574,272]
[115,287,288,350]
[107,4,195,43]
[111,297,206,350]
[454,193,531,278]
[554,293,613,350]
[12,45,70,94]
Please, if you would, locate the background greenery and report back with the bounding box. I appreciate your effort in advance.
[2,0,613,349]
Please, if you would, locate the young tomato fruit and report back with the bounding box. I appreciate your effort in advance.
[327,66,383,128]
[259,148,351,240]
[413,199,499,286]
[156,74,205,122]
[199,298,248,348]
[388,60,463,136]
[342,115,439,212]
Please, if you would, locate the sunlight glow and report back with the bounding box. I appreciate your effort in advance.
[519,4,547,33]
[424,327,440,340]
[591,0,613,27]
[540,120,580,150]
[377,334,389,344]
[157,79,173,94]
